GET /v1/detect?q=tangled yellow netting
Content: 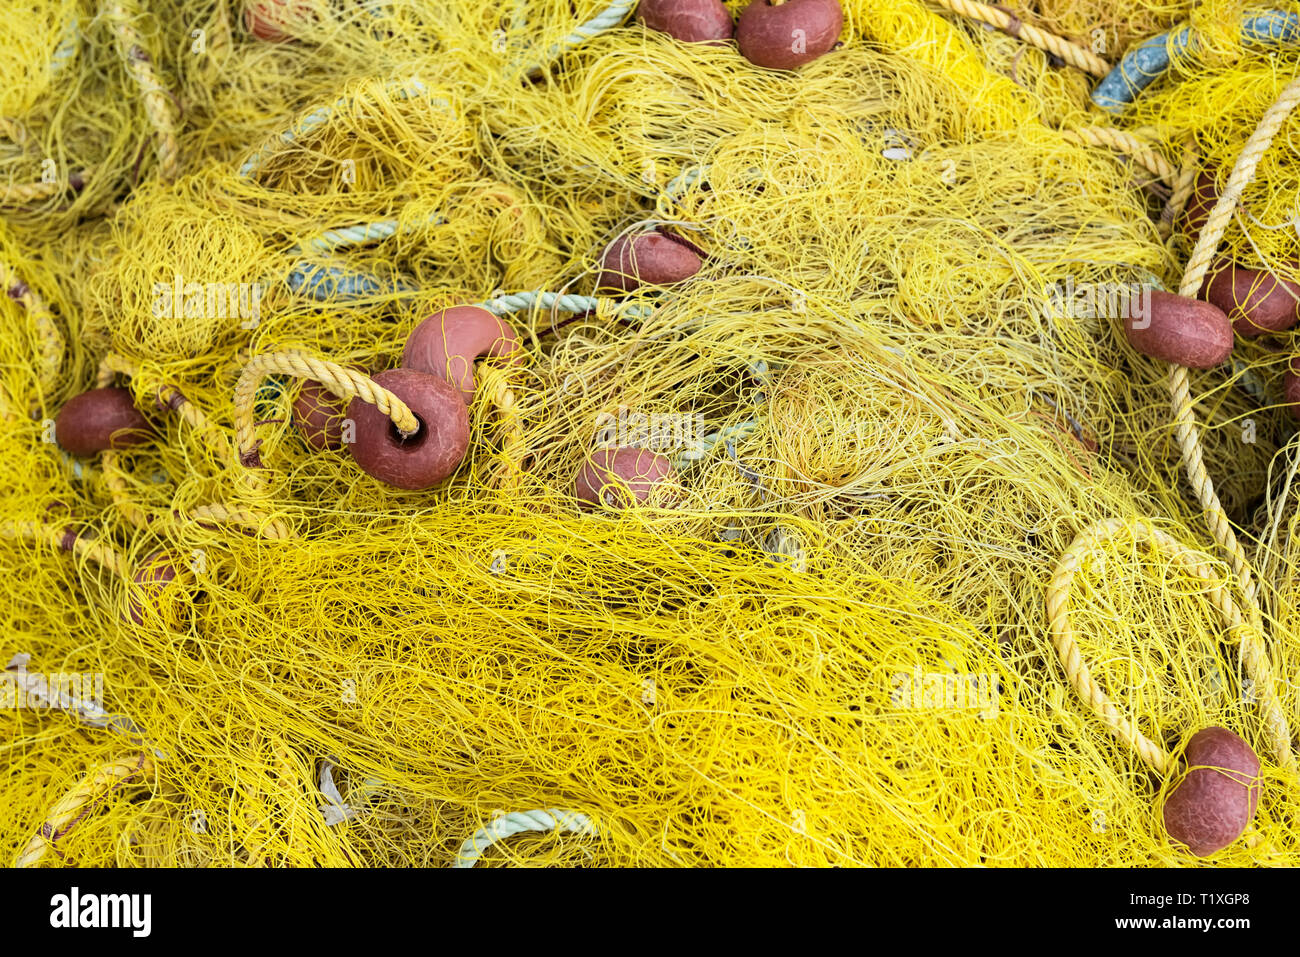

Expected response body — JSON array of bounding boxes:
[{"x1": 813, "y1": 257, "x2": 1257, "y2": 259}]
[{"x1": 5, "y1": 0, "x2": 1300, "y2": 867}]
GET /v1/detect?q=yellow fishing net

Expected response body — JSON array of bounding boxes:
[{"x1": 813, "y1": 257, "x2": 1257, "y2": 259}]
[{"x1": 3, "y1": 0, "x2": 1300, "y2": 867}]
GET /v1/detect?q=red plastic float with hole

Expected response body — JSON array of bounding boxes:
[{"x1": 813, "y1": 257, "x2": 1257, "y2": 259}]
[
  {"x1": 1182, "y1": 168, "x2": 1221, "y2": 239},
  {"x1": 636, "y1": 0, "x2": 734, "y2": 43},
  {"x1": 402, "y1": 306, "x2": 524, "y2": 402},
  {"x1": 293, "y1": 367, "x2": 367, "y2": 451},
  {"x1": 1283, "y1": 356, "x2": 1300, "y2": 421},
  {"x1": 596, "y1": 230, "x2": 703, "y2": 293},
  {"x1": 575, "y1": 446, "x2": 676, "y2": 508},
  {"x1": 347, "y1": 369, "x2": 470, "y2": 490}
]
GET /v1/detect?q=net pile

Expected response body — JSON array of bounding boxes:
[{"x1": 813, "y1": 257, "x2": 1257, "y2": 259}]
[{"x1": 3, "y1": 0, "x2": 1300, "y2": 866}]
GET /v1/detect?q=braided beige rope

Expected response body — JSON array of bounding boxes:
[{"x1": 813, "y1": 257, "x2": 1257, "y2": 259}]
[
  {"x1": 0, "y1": 259, "x2": 63, "y2": 411},
  {"x1": 101, "y1": 451, "x2": 153, "y2": 531},
  {"x1": 1062, "y1": 127, "x2": 1176, "y2": 185},
  {"x1": 477, "y1": 364, "x2": 526, "y2": 490},
  {"x1": 204, "y1": 0, "x2": 233, "y2": 69},
  {"x1": 1166, "y1": 77, "x2": 1300, "y2": 657},
  {"x1": 97, "y1": 356, "x2": 295, "y2": 538},
  {"x1": 159, "y1": 383, "x2": 216, "y2": 440},
  {"x1": 101, "y1": 353, "x2": 240, "y2": 468},
  {"x1": 1158, "y1": 138, "x2": 1199, "y2": 239},
  {"x1": 1047, "y1": 518, "x2": 1295, "y2": 772},
  {"x1": 187, "y1": 502, "x2": 296, "y2": 540},
  {"x1": 233, "y1": 350, "x2": 419, "y2": 489},
  {"x1": 105, "y1": 0, "x2": 179, "y2": 184},
  {"x1": 932, "y1": 0, "x2": 1110, "y2": 77},
  {"x1": 94, "y1": 359, "x2": 119, "y2": 390},
  {"x1": 15, "y1": 753, "x2": 154, "y2": 867},
  {"x1": 97, "y1": 351, "x2": 138, "y2": 385},
  {"x1": 0, "y1": 174, "x2": 87, "y2": 208},
  {"x1": 0, "y1": 519, "x2": 128, "y2": 579},
  {"x1": 102, "y1": 455, "x2": 297, "y2": 539},
  {"x1": 155, "y1": 381, "x2": 243, "y2": 470}
]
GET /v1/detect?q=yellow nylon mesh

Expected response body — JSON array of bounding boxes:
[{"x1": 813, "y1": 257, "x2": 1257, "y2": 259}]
[{"x1": 3, "y1": 0, "x2": 1300, "y2": 867}]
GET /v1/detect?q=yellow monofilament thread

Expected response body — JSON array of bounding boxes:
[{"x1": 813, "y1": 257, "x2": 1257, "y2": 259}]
[{"x1": 3, "y1": 0, "x2": 1300, "y2": 869}]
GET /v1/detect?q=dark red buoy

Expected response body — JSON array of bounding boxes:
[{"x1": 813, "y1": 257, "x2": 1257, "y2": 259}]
[
  {"x1": 55, "y1": 388, "x2": 154, "y2": 458},
  {"x1": 1283, "y1": 356, "x2": 1300, "y2": 421},
  {"x1": 1122, "y1": 290, "x2": 1233, "y2": 369},
  {"x1": 637, "y1": 0, "x2": 734, "y2": 43},
  {"x1": 1162, "y1": 727, "x2": 1261, "y2": 858},
  {"x1": 123, "y1": 552, "x2": 186, "y2": 627},
  {"x1": 735, "y1": 0, "x2": 843, "y2": 70},
  {"x1": 596, "y1": 231, "x2": 703, "y2": 292},
  {"x1": 402, "y1": 306, "x2": 524, "y2": 402},
  {"x1": 1182, "y1": 169, "x2": 1220, "y2": 239},
  {"x1": 575, "y1": 447, "x2": 676, "y2": 507},
  {"x1": 244, "y1": 0, "x2": 317, "y2": 42},
  {"x1": 1200, "y1": 260, "x2": 1300, "y2": 338},
  {"x1": 293, "y1": 372, "x2": 362, "y2": 451},
  {"x1": 347, "y1": 369, "x2": 470, "y2": 490}
]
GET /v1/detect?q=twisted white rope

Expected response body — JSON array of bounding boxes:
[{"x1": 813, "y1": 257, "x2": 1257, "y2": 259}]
[
  {"x1": 476, "y1": 290, "x2": 651, "y2": 320},
  {"x1": 283, "y1": 211, "x2": 448, "y2": 299},
  {"x1": 51, "y1": 16, "x2": 79, "y2": 73},
  {"x1": 287, "y1": 214, "x2": 447, "y2": 256},
  {"x1": 452, "y1": 809, "x2": 596, "y2": 868},
  {"x1": 479, "y1": 290, "x2": 599, "y2": 315},
  {"x1": 301, "y1": 220, "x2": 398, "y2": 254},
  {"x1": 284, "y1": 215, "x2": 441, "y2": 298},
  {"x1": 675, "y1": 360, "x2": 768, "y2": 470},
  {"x1": 517, "y1": 0, "x2": 636, "y2": 74},
  {"x1": 673, "y1": 420, "x2": 759, "y2": 468},
  {"x1": 656, "y1": 165, "x2": 706, "y2": 216}
]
